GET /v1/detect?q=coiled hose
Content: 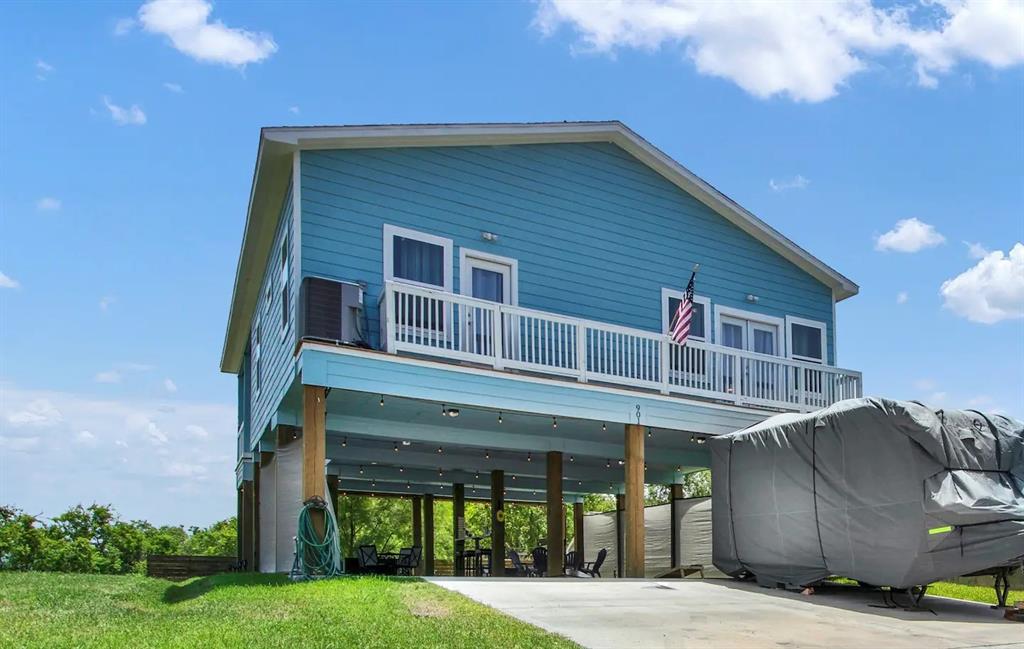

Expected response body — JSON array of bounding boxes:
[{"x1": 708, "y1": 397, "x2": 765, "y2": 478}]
[{"x1": 292, "y1": 494, "x2": 343, "y2": 579}]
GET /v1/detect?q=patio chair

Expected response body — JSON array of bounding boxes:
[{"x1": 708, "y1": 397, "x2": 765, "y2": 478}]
[
  {"x1": 357, "y1": 544, "x2": 383, "y2": 574},
  {"x1": 396, "y1": 546, "x2": 421, "y2": 576},
  {"x1": 508, "y1": 549, "x2": 537, "y2": 577},
  {"x1": 579, "y1": 548, "x2": 607, "y2": 578},
  {"x1": 564, "y1": 551, "x2": 583, "y2": 576},
  {"x1": 531, "y1": 546, "x2": 548, "y2": 577}
]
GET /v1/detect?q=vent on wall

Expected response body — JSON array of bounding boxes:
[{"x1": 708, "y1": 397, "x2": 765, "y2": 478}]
[{"x1": 299, "y1": 277, "x2": 367, "y2": 347}]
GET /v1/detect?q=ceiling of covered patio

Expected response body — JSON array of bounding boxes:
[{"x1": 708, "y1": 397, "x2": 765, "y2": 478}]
[{"x1": 306, "y1": 388, "x2": 713, "y2": 498}]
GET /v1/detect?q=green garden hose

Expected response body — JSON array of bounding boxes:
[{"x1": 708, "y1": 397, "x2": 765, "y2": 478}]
[{"x1": 292, "y1": 495, "x2": 343, "y2": 579}]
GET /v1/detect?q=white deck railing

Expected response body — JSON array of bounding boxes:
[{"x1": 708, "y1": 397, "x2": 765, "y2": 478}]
[{"x1": 380, "y1": 281, "x2": 862, "y2": 412}]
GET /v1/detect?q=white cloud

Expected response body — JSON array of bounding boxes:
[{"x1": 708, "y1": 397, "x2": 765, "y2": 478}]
[
  {"x1": 0, "y1": 383, "x2": 235, "y2": 525},
  {"x1": 875, "y1": 217, "x2": 946, "y2": 252},
  {"x1": 36, "y1": 197, "x2": 61, "y2": 212},
  {"x1": 913, "y1": 378, "x2": 937, "y2": 391},
  {"x1": 163, "y1": 82, "x2": 184, "y2": 93},
  {"x1": 964, "y1": 240, "x2": 989, "y2": 259},
  {"x1": 0, "y1": 435, "x2": 43, "y2": 454},
  {"x1": 967, "y1": 395, "x2": 993, "y2": 407},
  {"x1": 534, "y1": 0, "x2": 1024, "y2": 103},
  {"x1": 114, "y1": 17, "x2": 136, "y2": 36},
  {"x1": 769, "y1": 175, "x2": 809, "y2": 192},
  {"x1": 0, "y1": 271, "x2": 20, "y2": 289},
  {"x1": 7, "y1": 398, "x2": 63, "y2": 427},
  {"x1": 164, "y1": 378, "x2": 178, "y2": 393},
  {"x1": 99, "y1": 295, "x2": 116, "y2": 311},
  {"x1": 896, "y1": 291, "x2": 909, "y2": 304},
  {"x1": 102, "y1": 96, "x2": 147, "y2": 126},
  {"x1": 288, "y1": 105, "x2": 300, "y2": 114},
  {"x1": 163, "y1": 462, "x2": 208, "y2": 479},
  {"x1": 138, "y1": 0, "x2": 278, "y2": 67},
  {"x1": 940, "y1": 243, "x2": 1024, "y2": 324},
  {"x1": 928, "y1": 391, "x2": 949, "y2": 406},
  {"x1": 95, "y1": 362, "x2": 155, "y2": 384},
  {"x1": 95, "y1": 370, "x2": 122, "y2": 384},
  {"x1": 35, "y1": 59, "x2": 54, "y2": 80},
  {"x1": 184, "y1": 424, "x2": 209, "y2": 438}
]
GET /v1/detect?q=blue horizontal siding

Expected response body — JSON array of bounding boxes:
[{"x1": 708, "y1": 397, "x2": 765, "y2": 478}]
[
  {"x1": 300, "y1": 142, "x2": 835, "y2": 364},
  {"x1": 248, "y1": 178, "x2": 299, "y2": 448}
]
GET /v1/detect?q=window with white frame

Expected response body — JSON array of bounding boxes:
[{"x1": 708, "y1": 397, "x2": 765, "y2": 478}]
[
  {"x1": 661, "y1": 288, "x2": 710, "y2": 341},
  {"x1": 280, "y1": 232, "x2": 290, "y2": 336},
  {"x1": 383, "y1": 224, "x2": 453, "y2": 291},
  {"x1": 785, "y1": 316, "x2": 827, "y2": 364}
]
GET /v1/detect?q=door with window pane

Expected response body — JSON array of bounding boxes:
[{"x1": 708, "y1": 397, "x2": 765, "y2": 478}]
[
  {"x1": 464, "y1": 257, "x2": 511, "y2": 357},
  {"x1": 719, "y1": 315, "x2": 780, "y2": 400}
]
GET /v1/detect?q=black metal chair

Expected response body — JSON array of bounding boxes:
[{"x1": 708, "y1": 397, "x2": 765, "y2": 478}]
[
  {"x1": 396, "y1": 546, "x2": 422, "y2": 576},
  {"x1": 358, "y1": 544, "x2": 384, "y2": 574},
  {"x1": 579, "y1": 548, "x2": 607, "y2": 578},
  {"x1": 564, "y1": 550, "x2": 583, "y2": 576},
  {"x1": 508, "y1": 549, "x2": 537, "y2": 577},
  {"x1": 531, "y1": 546, "x2": 548, "y2": 577}
]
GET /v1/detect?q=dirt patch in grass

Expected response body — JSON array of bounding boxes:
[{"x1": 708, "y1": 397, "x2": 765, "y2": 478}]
[{"x1": 400, "y1": 588, "x2": 453, "y2": 618}]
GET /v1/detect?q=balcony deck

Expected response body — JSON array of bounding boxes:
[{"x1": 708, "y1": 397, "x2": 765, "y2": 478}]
[{"x1": 379, "y1": 281, "x2": 861, "y2": 413}]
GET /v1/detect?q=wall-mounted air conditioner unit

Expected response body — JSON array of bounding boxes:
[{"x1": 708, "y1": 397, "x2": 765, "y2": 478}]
[{"x1": 299, "y1": 277, "x2": 366, "y2": 347}]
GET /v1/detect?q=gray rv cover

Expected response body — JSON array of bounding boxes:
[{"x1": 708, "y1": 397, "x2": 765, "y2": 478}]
[{"x1": 711, "y1": 397, "x2": 1024, "y2": 588}]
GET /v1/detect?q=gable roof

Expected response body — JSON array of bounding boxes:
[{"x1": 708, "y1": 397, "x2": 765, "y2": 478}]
[{"x1": 220, "y1": 121, "x2": 858, "y2": 373}]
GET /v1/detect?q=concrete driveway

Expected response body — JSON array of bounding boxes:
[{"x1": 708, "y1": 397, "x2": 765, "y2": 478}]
[{"x1": 430, "y1": 578, "x2": 1021, "y2": 649}]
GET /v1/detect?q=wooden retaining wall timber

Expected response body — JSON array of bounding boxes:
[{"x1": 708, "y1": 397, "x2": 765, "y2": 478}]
[{"x1": 146, "y1": 555, "x2": 240, "y2": 580}]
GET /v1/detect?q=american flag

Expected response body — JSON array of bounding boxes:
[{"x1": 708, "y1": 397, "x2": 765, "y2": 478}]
[{"x1": 670, "y1": 271, "x2": 697, "y2": 346}]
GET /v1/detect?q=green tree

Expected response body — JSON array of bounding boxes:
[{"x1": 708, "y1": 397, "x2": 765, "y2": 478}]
[
  {"x1": 335, "y1": 495, "x2": 413, "y2": 558},
  {"x1": 184, "y1": 517, "x2": 237, "y2": 556},
  {"x1": 681, "y1": 470, "x2": 711, "y2": 498}
]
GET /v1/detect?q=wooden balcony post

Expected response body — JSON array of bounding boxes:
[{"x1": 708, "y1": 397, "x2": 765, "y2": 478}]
[
  {"x1": 615, "y1": 493, "x2": 625, "y2": 578},
  {"x1": 302, "y1": 385, "x2": 327, "y2": 536},
  {"x1": 624, "y1": 424, "x2": 645, "y2": 578},
  {"x1": 453, "y1": 483, "x2": 465, "y2": 575},
  {"x1": 326, "y1": 475, "x2": 340, "y2": 521},
  {"x1": 670, "y1": 483, "x2": 684, "y2": 569},
  {"x1": 490, "y1": 470, "x2": 505, "y2": 576},
  {"x1": 573, "y1": 500, "x2": 585, "y2": 558},
  {"x1": 424, "y1": 493, "x2": 435, "y2": 576},
  {"x1": 546, "y1": 451, "x2": 564, "y2": 577},
  {"x1": 253, "y1": 462, "x2": 261, "y2": 571},
  {"x1": 411, "y1": 495, "x2": 422, "y2": 576}
]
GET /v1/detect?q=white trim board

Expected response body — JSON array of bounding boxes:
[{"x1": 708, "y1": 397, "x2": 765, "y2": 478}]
[{"x1": 458, "y1": 247, "x2": 519, "y2": 305}]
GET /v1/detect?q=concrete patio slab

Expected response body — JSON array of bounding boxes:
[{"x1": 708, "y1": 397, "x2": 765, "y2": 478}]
[{"x1": 429, "y1": 578, "x2": 1022, "y2": 649}]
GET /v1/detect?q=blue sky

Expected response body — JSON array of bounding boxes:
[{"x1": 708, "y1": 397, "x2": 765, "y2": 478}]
[{"x1": 1, "y1": 1, "x2": 1022, "y2": 526}]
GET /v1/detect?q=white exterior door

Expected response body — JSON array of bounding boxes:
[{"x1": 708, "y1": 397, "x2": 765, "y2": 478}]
[
  {"x1": 719, "y1": 314, "x2": 781, "y2": 399},
  {"x1": 463, "y1": 256, "x2": 513, "y2": 357}
]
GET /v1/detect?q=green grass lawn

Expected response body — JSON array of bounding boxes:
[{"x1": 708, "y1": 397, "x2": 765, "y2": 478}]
[
  {"x1": 0, "y1": 572, "x2": 579, "y2": 649},
  {"x1": 928, "y1": 581, "x2": 1023, "y2": 606},
  {"x1": 826, "y1": 577, "x2": 1022, "y2": 606}
]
